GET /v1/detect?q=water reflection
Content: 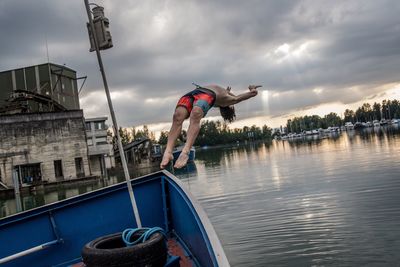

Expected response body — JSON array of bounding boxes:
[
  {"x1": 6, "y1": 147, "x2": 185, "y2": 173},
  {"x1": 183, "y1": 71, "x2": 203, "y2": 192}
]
[
  {"x1": 172, "y1": 162, "x2": 198, "y2": 176},
  {"x1": 0, "y1": 167, "x2": 158, "y2": 218},
  {"x1": 175, "y1": 127, "x2": 400, "y2": 266}
]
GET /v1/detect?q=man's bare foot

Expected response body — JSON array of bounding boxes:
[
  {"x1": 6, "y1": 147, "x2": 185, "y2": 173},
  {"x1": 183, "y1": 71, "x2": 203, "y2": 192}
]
[
  {"x1": 174, "y1": 151, "x2": 189, "y2": 169},
  {"x1": 160, "y1": 152, "x2": 173, "y2": 169}
]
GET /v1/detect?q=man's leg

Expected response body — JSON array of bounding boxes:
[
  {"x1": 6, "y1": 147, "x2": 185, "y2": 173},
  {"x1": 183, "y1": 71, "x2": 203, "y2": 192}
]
[
  {"x1": 160, "y1": 106, "x2": 188, "y2": 169},
  {"x1": 174, "y1": 106, "x2": 203, "y2": 168}
]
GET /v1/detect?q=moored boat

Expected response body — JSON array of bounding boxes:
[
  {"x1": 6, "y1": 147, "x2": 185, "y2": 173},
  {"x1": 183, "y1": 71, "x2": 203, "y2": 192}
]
[
  {"x1": 0, "y1": 170, "x2": 229, "y2": 267},
  {"x1": 173, "y1": 146, "x2": 196, "y2": 162},
  {"x1": 344, "y1": 122, "x2": 354, "y2": 130}
]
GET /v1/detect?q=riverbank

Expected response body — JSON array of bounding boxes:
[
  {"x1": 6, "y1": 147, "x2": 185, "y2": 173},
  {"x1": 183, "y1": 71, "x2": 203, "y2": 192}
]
[
  {"x1": 0, "y1": 175, "x2": 99, "y2": 199},
  {"x1": 196, "y1": 138, "x2": 272, "y2": 151}
]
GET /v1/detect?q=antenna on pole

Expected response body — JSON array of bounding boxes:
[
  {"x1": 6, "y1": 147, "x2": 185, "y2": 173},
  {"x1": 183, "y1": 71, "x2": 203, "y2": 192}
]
[{"x1": 45, "y1": 34, "x2": 50, "y2": 63}]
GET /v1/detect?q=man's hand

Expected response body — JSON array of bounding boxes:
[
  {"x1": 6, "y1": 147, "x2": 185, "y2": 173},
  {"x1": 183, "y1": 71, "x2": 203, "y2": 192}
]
[
  {"x1": 248, "y1": 85, "x2": 262, "y2": 91},
  {"x1": 248, "y1": 85, "x2": 261, "y2": 97}
]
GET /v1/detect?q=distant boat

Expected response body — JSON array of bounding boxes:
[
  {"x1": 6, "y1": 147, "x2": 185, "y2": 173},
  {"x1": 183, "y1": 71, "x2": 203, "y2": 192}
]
[
  {"x1": 0, "y1": 170, "x2": 229, "y2": 266},
  {"x1": 173, "y1": 146, "x2": 196, "y2": 162},
  {"x1": 151, "y1": 143, "x2": 162, "y2": 162},
  {"x1": 373, "y1": 120, "x2": 380, "y2": 127},
  {"x1": 353, "y1": 122, "x2": 365, "y2": 130},
  {"x1": 344, "y1": 122, "x2": 354, "y2": 130}
]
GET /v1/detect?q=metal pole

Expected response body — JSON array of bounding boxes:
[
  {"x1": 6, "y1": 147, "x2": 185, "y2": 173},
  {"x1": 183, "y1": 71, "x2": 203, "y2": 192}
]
[
  {"x1": 12, "y1": 169, "x2": 22, "y2": 213},
  {"x1": 84, "y1": 0, "x2": 142, "y2": 228}
]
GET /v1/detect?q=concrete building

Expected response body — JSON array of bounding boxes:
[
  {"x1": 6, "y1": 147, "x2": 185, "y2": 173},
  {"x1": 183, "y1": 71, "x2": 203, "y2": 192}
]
[
  {"x1": 85, "y1": 117, "x2": 115, "y2": 177},
  {"x1": 0, "y1": 63, "x2": 80, "y2": 114},
  {"x1": 0, "y1": 110, "x2": 90, "y2": 188}
]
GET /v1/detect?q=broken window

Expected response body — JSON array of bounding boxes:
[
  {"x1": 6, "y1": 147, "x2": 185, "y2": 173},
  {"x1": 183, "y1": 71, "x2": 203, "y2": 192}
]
[
  {"x1": 75, "y1": 157, "x2": 85, "y2": 178},
  {"x1": 54, "y1": 160, "x2": 63, "y2": 179}
]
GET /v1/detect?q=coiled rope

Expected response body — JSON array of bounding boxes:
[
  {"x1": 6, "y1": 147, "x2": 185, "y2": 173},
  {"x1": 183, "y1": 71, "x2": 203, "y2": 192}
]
[{"x1": 122, "y1": 227, "x2": 166, "y2": 247}]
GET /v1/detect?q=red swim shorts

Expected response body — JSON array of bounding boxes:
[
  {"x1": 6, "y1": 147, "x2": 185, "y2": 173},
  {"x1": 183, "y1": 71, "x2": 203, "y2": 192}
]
[{"x1": 176, "y1": 89, "x2": 216, "y2": 116}]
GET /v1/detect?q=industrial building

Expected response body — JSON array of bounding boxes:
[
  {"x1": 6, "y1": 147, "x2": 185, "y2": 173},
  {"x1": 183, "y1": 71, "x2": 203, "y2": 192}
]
[
  {"x1": 0, "y1": 63, "x2": 118, "y2": 189},
  {"x1": 85, "y1": 117, "x2": 115, "y2": 176},
  {"x1": 0, "y1": 110, "x2": 90, "y2": 188},
  {"x1": 0, "y1": 63, "x2": 81, "y2": 114}
]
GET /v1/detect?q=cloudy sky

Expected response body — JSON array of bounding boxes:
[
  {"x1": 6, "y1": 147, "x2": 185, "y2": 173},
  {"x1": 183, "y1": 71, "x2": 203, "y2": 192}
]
[{"x1": 1, "y1": 0, "x2": 400, "y2": 133}]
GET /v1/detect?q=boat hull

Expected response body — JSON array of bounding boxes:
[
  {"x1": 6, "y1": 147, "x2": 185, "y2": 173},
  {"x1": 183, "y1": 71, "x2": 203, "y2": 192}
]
[{"x1": 0, "y1": 171, "x2": 228, "y2": 267}]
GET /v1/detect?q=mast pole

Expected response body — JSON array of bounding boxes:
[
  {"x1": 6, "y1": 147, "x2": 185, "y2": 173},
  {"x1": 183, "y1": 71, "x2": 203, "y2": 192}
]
[{"x1": 84, "y1": 0, "x2": 142, "y2": 228}]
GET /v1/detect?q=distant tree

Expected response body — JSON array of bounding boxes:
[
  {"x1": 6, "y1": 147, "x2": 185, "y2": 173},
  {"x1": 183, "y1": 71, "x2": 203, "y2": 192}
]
[
  {"x1": 324, "y1": 112, "x2": 342, "y2": 127},
  {"x1": 262, "y1": 125, "x2": 272, "y2": 138},
  {"x1": 391, "y1": 99, "x2": 400, "y2": 118},
  {"x1": 344, "y1": 109, "x2": 355, "y2": 123},
  {"x1": 158, "y1": 131, "x2": 168, "y2": 145},
  {"x1": 134, "y1": 125, "x2": 154, "y2": 140},
  {"x1": 372, "y1": 102, "x2": 381, "y2": 120},
  {"x1": 119, "y1": 127, "x2": 131, "y2": 145},
  {"x1": 355, "y1": 103, "x2": 373, "y2": 122}
]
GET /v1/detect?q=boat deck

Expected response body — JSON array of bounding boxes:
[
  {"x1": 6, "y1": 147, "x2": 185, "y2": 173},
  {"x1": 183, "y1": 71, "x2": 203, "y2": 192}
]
[{"x1": 167, "y1": 237, "x2": 193, "y2": 267}]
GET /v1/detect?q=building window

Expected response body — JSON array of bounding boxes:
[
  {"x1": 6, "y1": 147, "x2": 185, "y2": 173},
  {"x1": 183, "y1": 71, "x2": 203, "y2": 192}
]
[
  {"x1": 15, "y1": 163, "x2": 42, "y2": 184},
  {"x1": 75, "y1": 157, "x2": 85, "y2": 178},
  {"x1": 96, "y1": 136, "x2": 107, "y2": 145},
  {"x1": 94, "y1": 121, "x2": 106, "y2": 130},
  {"x1": 54, "y1": 160, "x2": 63, "y2": 179},
  {"x1": 85, "y1": 122, "x2": 91, "y2": 131}
]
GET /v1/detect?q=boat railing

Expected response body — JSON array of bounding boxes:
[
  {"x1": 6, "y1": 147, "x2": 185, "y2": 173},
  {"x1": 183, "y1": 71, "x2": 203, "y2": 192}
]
[
  {"x1": 0, "y1": 210, "x2": 63, "y2": 264},
  {"x1": 0, "y1": 239, "x2": 62, "y2": 264}
]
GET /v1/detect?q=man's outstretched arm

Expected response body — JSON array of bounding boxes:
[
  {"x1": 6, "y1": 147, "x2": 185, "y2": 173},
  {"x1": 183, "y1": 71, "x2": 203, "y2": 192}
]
[{"x1": 224, "y1": 85, "x2": 261, "y2": 106}]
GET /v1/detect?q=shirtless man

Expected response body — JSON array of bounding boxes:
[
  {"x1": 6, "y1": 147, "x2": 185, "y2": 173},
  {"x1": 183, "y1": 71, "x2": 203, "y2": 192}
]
[{"x1": 160, "y1": 84, "x2": 261, "y2": 169}]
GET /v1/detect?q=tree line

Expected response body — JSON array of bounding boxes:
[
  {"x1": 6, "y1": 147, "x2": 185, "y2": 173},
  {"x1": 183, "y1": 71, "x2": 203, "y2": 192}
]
[
  {"x1": 108, "y1": 125, "x2": 156, "y2": 147},
  {"x1": 159, "y1": 120, "x2": 272, "y2": 147},
  {"x1": 109, "y1": 99, "x2": 400, "y2": 146},
  {"x1": 286, "y1": 99, "x2": 400, "y2": 133},
  {"x1": 108, "y1": 121, "x2": 272, "y2": 147}
]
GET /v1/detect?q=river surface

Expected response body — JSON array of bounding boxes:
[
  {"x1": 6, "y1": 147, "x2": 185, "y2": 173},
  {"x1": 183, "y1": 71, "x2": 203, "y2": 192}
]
[{"x1": 1, "y1": 126, "x2": 400, "y2": 266}]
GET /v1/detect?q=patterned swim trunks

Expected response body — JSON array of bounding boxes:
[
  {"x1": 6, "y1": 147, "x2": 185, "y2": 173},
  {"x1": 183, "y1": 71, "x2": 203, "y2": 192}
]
[{"x1": 176, "y1": 88, "x2": 216, "y2": 116}]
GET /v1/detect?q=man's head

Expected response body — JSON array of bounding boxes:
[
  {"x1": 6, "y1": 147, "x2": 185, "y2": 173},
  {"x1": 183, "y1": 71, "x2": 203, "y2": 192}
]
[{"x1": 219, "y1": 106, "x2": 236, "y2": 123}]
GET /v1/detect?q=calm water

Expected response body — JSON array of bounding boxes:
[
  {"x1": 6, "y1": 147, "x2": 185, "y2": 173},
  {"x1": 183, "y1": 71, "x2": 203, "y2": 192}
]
[
  {"x1": 176, "y1": 127, "x2": 400, "y2": 266},
  {"x1": 2, "y1": 127, "x2": 400, "y2": 266}
]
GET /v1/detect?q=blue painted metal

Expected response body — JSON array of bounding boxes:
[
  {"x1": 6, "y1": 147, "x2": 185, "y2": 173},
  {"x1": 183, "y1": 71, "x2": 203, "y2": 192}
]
[
  {"x1": 172, "y1": 147, "x2": 196, "y2": 162},
  {"x1": 161, "y1": 177, "x2": 170, "y2": 233},
  {"x1": 165, "y1": 255, "x2": 180, "y2": 267},
  {"x1": 0, "y1": 171, "x2": 227, "y2": 267}
]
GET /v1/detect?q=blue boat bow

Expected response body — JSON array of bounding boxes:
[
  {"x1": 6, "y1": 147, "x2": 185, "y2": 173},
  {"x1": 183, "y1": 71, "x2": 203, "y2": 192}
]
[{"x1": 0, "y1": 170, "x2": 229, "y2": 267}]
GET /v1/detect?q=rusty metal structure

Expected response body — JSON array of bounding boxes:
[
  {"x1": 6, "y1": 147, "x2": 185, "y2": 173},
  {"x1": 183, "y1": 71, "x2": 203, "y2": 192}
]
[{"x1": 0, "y1": 63, "x2": 85, "y2": 114}]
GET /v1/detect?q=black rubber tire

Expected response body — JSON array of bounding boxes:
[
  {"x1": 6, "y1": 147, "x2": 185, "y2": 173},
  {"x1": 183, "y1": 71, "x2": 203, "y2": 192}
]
[{"x1": 81, "y1": 231, "x2": 167, "y2": 267}]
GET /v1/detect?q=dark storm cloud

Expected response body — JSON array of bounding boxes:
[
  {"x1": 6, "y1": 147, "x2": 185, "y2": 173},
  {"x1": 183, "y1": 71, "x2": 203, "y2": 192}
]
[{"x1": 1, "y1": 0, "x2": 399, "y2": 126}]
